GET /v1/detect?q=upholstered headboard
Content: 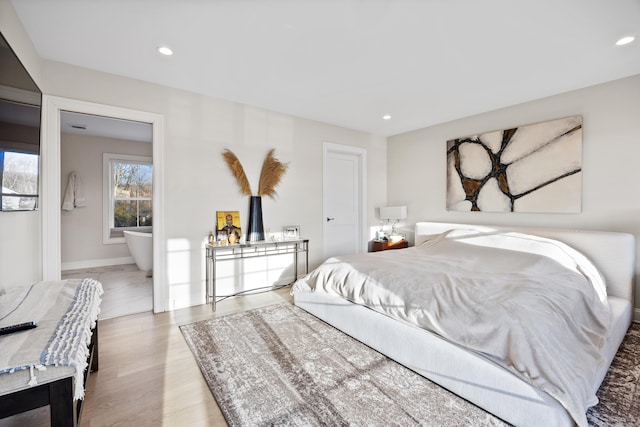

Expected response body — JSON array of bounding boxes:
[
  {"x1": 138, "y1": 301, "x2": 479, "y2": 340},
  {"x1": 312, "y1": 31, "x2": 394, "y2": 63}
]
[{"x1": 415, "y1": 222, "x2": 635, "y2": 302}]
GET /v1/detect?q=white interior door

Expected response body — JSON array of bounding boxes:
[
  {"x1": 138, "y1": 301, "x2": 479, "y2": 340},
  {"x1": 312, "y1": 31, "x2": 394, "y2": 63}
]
[{"x1": 323, "y1": 143, "x2": 367, "y2": 260}]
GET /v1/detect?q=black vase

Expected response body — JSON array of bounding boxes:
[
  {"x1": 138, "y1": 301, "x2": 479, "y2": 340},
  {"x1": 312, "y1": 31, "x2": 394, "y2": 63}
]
[{"x1": 247, "y1": 196, "x2": 265, "y2": 242}]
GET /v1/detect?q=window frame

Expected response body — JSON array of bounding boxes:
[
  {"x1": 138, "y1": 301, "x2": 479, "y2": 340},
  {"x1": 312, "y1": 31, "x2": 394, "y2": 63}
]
[
  {"x1": 103, "y1": 153, "x2": 152, "y2": 244},
  {"x1": 1, "y1": 148, "x2": 40, "y2": 212}
]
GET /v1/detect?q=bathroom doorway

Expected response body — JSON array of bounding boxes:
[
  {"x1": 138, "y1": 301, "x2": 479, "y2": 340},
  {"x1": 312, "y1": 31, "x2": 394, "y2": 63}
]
[
  {"x1": 59, "y1": 111, "x2": 154, "y2": 319},
  {"x1": 41, "y1": 96, "x2": 166, "y2": 314}
]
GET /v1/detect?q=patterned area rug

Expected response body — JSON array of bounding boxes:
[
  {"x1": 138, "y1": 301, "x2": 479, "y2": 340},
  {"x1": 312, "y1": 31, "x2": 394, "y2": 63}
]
[
  {"x1": 588, "y1": 321, "x2": 640, "y2": 425},
  {"x1": 180, "y1": 303, "x2": 640, "y2": 426}
]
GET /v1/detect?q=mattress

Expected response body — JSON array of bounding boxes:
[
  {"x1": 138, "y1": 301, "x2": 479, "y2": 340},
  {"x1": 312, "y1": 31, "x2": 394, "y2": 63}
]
[
  {"x1": 292, "y1": 223, "x2": 635, "y2": 426},
  {"x1": 294, "y1": 291, "x2": 630, "y2": 426}
]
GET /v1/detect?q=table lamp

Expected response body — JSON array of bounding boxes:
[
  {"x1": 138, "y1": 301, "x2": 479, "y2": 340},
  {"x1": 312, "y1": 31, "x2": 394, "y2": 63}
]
[{"x1": 379, "y1": 206, "x2": 407, "y2": 235}]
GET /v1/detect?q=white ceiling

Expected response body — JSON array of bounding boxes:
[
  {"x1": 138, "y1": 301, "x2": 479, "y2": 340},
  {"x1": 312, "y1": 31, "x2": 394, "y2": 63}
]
[
  {"x1": 60, "y1": 111, "x2": 152, "y2": 142},
  {"x1": 11, "y1": 0, "x2": 640, "y2": 137}
]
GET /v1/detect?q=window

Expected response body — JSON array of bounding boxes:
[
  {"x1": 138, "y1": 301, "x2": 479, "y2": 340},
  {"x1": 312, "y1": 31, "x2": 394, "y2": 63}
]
[
  {"x1": 1, "y1": 150, "x2": 39, "y2": 211},
  {"x1": 104, "y1": 153, "x2": 152, "y2": 242}
]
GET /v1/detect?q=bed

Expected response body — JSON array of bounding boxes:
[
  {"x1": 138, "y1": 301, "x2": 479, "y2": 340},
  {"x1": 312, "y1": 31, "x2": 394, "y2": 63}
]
[
  {"x1": 0, "y1": 278, "x2": 103, "y2": 426},
  {"x1": 292, "y1": 222, "x2": 635, "y2": 427}
]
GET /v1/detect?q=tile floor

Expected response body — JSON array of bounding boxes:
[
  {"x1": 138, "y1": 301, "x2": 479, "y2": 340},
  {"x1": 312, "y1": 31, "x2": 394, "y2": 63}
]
[{"x1": 62, "y1": 264, "x2": 153, "y2": 319}]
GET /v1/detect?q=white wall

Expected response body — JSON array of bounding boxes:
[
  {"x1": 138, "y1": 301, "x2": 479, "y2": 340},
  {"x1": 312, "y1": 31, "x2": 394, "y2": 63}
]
[
  {"x1": 60, "y1": 133, "x2": 152, "y2": 269},
  {"x1": 388, "y1": 74, "x2": 640, "y2": 314},
  {"x1": 39, "y1": 60, "x2": 387, "y2": 309},
  {"x1": 0, "y1": 0, "x2": 388, "y2": 305},
  {"x1": 0, "y1": 0, "x2": 42, "y2": 291},
  {"x1": 0, "y1": 1, "x2": 41, "y2": 87},
  {"x1": 0, "y1": 0, "x2": 387, "y2": 306}
]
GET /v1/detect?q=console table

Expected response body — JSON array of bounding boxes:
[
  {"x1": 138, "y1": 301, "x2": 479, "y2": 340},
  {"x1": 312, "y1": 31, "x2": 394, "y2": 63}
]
[{"x1": 205, "y1": 239, "x2": 309, "y2": 311}]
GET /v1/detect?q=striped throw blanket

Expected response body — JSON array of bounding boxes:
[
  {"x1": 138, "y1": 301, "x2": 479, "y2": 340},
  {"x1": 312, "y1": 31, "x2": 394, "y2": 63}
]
[{"x1": 0, "y1": 278, "x2": 103, "y2": 400}]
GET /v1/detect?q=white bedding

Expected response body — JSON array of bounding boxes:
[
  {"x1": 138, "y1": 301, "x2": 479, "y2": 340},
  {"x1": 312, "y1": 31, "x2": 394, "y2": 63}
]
[{"x1": 292, "y1": 229, "x2": 611, "y2": 427}]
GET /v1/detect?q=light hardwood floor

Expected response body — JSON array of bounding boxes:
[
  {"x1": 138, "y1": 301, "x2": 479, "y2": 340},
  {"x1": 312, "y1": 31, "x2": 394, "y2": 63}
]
[
  {"x1": 0, "y1": 287, "x2": 293, "y2": 427},
  {"x1": 62, "y1": 264, "x2": 153, "y2": 320}
]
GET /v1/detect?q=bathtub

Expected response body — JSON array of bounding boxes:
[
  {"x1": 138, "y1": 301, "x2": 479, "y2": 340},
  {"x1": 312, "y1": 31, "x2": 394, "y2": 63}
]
[{"x1": 124, "y1": 230, "x2": 153, "y2": 276}]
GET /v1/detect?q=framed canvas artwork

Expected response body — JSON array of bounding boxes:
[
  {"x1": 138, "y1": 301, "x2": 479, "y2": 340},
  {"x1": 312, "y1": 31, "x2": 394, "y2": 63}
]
[{"x1": 446, "y1": 115, "x2": 582, "y2": 213}]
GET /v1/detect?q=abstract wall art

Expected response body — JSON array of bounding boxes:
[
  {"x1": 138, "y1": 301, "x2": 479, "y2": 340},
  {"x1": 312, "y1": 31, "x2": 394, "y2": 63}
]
[{"x1": 446, "y1": 115, "x2": 582, "y2": 213}]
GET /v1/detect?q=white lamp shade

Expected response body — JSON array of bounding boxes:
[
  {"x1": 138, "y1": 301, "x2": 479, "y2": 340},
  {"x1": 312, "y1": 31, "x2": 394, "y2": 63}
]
[{"x1": 379, "y1": 206, "x2": 407, "y2": 220}]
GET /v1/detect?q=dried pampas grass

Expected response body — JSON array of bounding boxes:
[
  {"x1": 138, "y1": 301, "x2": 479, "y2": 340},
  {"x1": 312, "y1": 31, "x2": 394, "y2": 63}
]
[
  {"x1": 222, "y1": 148, "x2": 288, "y2": 198},
  {"x1": 258, "y1": 149, "x2": 288, "y2": 199},
  {"x1": 222, "y1": 149, "x2": 252, "y2": 196}
]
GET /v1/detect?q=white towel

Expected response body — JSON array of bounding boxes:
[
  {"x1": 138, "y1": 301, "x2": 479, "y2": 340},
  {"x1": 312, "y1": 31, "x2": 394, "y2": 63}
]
[{"x1": 62, "y1": 171, "x2": 87, "y2": 211}]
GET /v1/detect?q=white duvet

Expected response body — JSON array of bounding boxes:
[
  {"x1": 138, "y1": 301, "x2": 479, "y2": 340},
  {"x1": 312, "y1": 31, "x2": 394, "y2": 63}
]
[{"x1": 292, "y1": 229, "x2": 610, "y2": 427}]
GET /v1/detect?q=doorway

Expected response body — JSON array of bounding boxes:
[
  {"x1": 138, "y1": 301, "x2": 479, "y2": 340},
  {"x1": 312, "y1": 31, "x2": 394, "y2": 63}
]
[
  {"x1": 322, "y1": 142, "x2": 367, "y2": 260},
  {"x1": 41, "y1": 95, "x2": 167, "y2": 312},
  {"x1": 59, "y1": 111, "x2": 153, "y2": 318}
]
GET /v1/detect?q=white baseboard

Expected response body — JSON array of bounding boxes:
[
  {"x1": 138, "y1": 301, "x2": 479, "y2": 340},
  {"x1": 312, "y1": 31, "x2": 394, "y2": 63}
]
[
  {"x1": 62, "y1": 256, "x2": 135, "y2": 271},
  {"x1": 634, "y1": 307, "x2": 640, "y2": 323}
]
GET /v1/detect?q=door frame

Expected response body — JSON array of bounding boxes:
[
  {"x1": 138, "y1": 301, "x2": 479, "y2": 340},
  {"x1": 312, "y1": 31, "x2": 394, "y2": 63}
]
[
  {"x1": 322, "y1": 142, "x2": 367, "y2": 259},
  {"x1": 41, "y1": 95, "x2": 167, "y2": 312}
]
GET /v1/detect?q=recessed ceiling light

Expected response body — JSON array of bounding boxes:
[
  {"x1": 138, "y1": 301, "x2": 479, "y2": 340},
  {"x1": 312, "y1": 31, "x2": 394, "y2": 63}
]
[
  {"x1": 157, "y1": 46, "x2": 173, "y2": 56},
  {"x1": 616, "y1": 36, "x2": 635, "y2": 46},
  {"x1": 382, "y1": 115, "x2": 391, "y2": 120}
]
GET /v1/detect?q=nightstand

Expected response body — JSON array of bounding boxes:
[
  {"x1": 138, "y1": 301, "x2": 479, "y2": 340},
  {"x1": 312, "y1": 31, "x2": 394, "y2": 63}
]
[{"x1": 369, "y1": 239, "x2": 408, "y2": 252}]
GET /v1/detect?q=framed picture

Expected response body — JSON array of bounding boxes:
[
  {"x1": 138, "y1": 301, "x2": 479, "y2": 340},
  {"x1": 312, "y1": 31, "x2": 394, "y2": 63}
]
[
  {"x1": 446, "y1": 115, "x2": 582, "y2": 213},
  {"x1": 216, "y1": 211, "x2": 242, "y2": 242},
  {"x1": 283, "y1": 225, "x2": 300, "y2": 240}
]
